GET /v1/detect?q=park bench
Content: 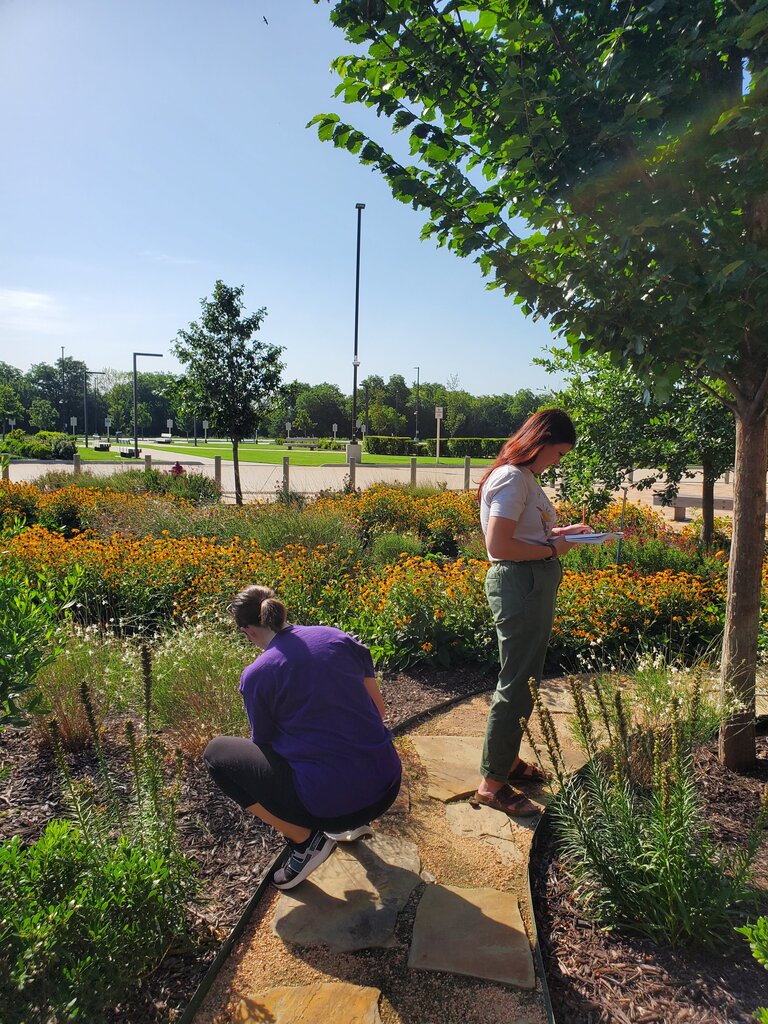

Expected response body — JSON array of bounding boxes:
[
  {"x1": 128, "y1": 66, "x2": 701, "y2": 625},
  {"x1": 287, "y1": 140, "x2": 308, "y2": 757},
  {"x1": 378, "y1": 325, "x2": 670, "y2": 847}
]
[
  {"x1": 119, "y1": 446, "x2": 141, "y2": 458},
  {"x1": 92, "y1": 440, "x2": 110, "y2": 452},
  {"x1": 155, "y1": 433, "x2": 173, "y2": 443},
  {"x1": 653, "y1": 492, "x2": 742, "y2": 521},
  {"x1": 285, "y1": 436, "x2": 321, "y2": 450}
]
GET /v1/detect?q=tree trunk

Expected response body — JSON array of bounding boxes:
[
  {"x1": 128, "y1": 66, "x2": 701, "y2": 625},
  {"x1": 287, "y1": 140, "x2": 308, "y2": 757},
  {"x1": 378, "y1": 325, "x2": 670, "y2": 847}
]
[
  {"x1": 719, "y1": 411, "x2": 768, "y2": 769},
  {"x1": 233, "y1": 438, "x2": 242, "y2": 506},
  {"x1": 700, "y1": 457, "x2": 715, "y2": 552}
]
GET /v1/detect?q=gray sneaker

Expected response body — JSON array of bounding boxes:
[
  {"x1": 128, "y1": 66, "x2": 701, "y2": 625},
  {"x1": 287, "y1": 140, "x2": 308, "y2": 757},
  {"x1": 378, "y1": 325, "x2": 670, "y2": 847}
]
[
  {"x1": 272, "y1": 831, "x2": 336, "y2": 890},
  {"x1": 325, "y1": 825, "x2": 374, "y2": 842}
]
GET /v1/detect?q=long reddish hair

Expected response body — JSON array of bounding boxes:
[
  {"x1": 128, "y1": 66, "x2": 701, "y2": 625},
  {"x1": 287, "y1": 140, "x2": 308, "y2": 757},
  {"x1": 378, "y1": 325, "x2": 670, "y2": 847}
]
[{"x1": 477, "y1": 408, "x2": 576, "y2": 499}]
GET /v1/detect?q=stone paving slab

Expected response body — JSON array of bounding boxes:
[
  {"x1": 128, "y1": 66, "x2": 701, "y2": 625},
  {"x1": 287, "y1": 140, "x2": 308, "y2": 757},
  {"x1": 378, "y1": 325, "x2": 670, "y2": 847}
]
[
  {"x1": 444, "y1": 802, "x2": 532, "y2": 865},
  {"x1": 410, "y1": 734, "x2": 541, "y2": 802},
  {"x1": 235, "y1": 981, "x2": 382, "y2": 1023},
  {"x1": 272, "y1": 833, "x2": 421, "y2": 952},
  {"x1": 408, "y1": 883, "x2": 535, "y2": 989}
]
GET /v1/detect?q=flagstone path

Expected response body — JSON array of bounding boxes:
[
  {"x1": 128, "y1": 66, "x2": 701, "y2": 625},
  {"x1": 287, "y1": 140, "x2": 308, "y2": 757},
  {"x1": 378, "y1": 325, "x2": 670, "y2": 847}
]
[{"x1": 195, "y1": 688, "x2": 586, "y2": 1024}]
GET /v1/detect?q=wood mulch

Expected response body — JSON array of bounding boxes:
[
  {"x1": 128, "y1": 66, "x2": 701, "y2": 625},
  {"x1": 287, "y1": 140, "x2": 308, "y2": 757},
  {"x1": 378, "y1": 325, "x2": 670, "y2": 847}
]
[
  {"x1": 531, "y1": 736, "x2": 768, "y2": 1024},
  {"x1": 0, "y1": 663, "x2": 495, "y2": 1024},
  {"x1": 5, "y1": 663, "x2": 768, "y2": 1024}
]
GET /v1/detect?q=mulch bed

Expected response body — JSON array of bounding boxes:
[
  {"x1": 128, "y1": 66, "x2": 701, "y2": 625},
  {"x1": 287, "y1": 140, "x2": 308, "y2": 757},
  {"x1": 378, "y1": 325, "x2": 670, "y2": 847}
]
[
  {"x1": 531, "y1": 736, "x2": 768, "y2": 1024},
  {"x1": 0, "y1": 663, "x2": 495, "y2": 1023},
  {"x1": 5, "y1": 663, "x2": 768, "y2": 1024}
]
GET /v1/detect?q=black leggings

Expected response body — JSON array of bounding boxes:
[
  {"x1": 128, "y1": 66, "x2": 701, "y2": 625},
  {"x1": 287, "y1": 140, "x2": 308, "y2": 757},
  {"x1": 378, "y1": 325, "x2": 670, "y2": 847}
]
[{"x1": 203, "y1": 736, "x2": 401, "y2": 831}]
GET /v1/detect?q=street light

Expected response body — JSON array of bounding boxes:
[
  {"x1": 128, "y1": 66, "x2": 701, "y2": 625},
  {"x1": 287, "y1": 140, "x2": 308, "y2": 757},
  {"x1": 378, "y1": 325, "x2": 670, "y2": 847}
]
[
  {"x1": 83, "y1": 369, "x2": 105, "y2": 448},
  {"x1": 413, "y1": 365, "x2": 420, "y2": 441},
  {"x1": 351, "y1": 202, "x2": 365, "y2": 441},
  {"x1": 59, "y1": 346, "x2": 66, "y2": 431},
  {"x1": 132, "y1": 352, "x2": 163, "y2": 457}
]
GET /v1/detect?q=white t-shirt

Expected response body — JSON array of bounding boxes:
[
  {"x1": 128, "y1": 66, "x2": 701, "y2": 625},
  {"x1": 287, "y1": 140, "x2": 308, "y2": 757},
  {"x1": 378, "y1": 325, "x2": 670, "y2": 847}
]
[{"x1": 480, "y1": 465, "x2": 557, "y2": 561}]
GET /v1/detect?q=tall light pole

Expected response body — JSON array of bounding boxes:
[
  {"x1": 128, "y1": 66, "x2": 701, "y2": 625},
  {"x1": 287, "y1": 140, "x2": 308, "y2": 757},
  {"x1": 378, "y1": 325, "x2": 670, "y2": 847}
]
[
  {"x1": 351, "y1": 202, "x2": 365, "y2": 440},
  {"x1": 83, "y1": 369, "x2": 105, "y2": 448},
  {"x1": 133, "y1": 352, "x2": 163, "y2": 457},
  {"x1": 59, "y1": 346, "x2": 66, "y2": 430},
  {"x1": 413, "y1": 365, "x2": 420, "y2": 441}
]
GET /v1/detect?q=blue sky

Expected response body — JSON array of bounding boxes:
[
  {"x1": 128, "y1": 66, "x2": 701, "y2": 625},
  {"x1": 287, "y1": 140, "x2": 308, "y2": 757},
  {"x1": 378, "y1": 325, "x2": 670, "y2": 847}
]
[{"x1": 0, "y1": 0, "x2": 558, "y2": 396}]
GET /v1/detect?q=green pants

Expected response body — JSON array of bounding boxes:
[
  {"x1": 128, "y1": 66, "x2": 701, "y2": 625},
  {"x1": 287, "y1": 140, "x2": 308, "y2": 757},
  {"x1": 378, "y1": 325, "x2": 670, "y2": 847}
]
[{"x1": 480, "y1": 559, "x2": 562, "y2": 782}]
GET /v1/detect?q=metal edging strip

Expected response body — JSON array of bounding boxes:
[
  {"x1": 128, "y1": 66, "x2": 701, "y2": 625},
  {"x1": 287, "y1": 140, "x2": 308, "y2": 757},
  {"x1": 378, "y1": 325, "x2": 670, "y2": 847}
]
[{"x1": 176, "y1": 845, "x2": 289, "y2": 1024}]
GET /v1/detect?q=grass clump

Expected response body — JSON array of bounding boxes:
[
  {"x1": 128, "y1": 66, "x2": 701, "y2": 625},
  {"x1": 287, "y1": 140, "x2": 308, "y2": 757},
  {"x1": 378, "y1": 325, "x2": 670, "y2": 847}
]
[
  {"x1": 0, "y1": 654, "x2": 198, "y2": 1022},
  {"x1": 525, "y1": 672, "x2": 768, "y2": 948}
]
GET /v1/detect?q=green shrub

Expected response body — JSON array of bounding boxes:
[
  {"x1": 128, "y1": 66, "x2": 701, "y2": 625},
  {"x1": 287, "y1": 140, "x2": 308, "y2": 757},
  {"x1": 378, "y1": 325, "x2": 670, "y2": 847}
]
[
  {"x1": 527, "y1": 678, "x2": 767, "y2": 948},
  {"x1": 0, "y1": 820, "x2": 195, "y2": 1024},
  {"x1": 1, "y1": 429, "x2": 75, "y2": 460},
  {"x1": 36, "y1": 431, "x2": 77, "y2": 459},
  {"x1": 0, "y1": 655, "x2": 198, "y2": 1023},
  {"x1": 363, "y1": 434, "x2": 424, "y2": 456}
]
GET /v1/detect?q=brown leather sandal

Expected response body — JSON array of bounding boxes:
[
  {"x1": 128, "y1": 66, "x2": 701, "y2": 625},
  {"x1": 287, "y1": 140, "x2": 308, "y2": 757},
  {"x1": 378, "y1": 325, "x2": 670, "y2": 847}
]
[
  {"x1": 508, "y1": 759, "x2": 550, "y2": 785},
  {"x1": 469, "y1": 783, "x2": 540, "y2": 817}
]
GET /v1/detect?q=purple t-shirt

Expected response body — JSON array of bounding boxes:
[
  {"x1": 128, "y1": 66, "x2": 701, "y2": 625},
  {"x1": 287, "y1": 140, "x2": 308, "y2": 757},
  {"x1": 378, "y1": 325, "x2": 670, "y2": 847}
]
[{"x1": 239, "y1": 624, "x2": 401, "y2": 817}]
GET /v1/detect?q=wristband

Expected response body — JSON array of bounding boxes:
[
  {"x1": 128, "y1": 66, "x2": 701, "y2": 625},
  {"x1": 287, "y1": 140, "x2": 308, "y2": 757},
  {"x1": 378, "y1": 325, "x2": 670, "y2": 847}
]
[{"x1": 545, "y1": 543, "x2": 558, "y2": 560}]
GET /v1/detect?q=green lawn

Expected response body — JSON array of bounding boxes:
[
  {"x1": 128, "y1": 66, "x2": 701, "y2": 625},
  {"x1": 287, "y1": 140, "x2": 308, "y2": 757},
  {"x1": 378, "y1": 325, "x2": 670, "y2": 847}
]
[{"x1": 136, "y1": 441, "x2": 492, "y2": 467}]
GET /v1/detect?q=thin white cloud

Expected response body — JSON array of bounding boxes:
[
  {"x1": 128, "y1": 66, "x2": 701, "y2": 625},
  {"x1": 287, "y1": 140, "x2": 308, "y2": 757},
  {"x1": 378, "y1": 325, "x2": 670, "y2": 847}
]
[
  {"x1": 0, "y1": 288, "x2": 74, "y2": 336},
  {"x1": 139, "y1": 250, "x2": 199, "y2": 266}
]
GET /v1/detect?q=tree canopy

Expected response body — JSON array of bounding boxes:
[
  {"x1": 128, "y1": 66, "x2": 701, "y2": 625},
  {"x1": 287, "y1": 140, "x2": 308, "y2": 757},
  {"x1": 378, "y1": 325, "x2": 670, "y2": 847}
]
[
  {"x1": 172, "y1": 281, "x2": 284, "y2": 504},
  {"x1": 314, "y1": 0, "x2": 768, "y2": 767}
]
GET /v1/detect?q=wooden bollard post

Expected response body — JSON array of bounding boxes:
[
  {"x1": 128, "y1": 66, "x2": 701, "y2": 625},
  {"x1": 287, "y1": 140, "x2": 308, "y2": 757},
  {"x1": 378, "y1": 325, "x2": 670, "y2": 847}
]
[
  {"x1": 464, "y1": 456, "x2": 471, "y2": 490},
  {"x1": 73, "y1": 454, "x2": 81, "y2": 475},
  {"x1": 348, "y1": 457, "x2": 356, "y2": 491},
  {"x1": 282, "y1": 456, "x2": 290, "y2": 497},
  {"x1": 214, "y1": 455, "x2": 222, "y2": 489},
  {"x1": 410, "y1": 457, "x2": 417, "y2": 488},
  {"x1": 144, "y1": 454, "x2": 152, "y2": 471}
]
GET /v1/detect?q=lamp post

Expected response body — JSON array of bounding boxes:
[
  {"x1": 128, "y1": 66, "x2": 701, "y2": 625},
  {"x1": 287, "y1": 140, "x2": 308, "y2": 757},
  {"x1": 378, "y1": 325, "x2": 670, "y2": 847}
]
[
  {"x1": 413, "y1": 365, "x2": 420, "y2": 441},
  {"x1": 132, "y1": 352, "x2": 163, "y2": 457},
  {"x1": 59, "y1": 346, "x2": 66, "y2": 430},
  {"x1": 351, "y1": 202, "x2": 365, "y2": 440},
  {"x1": 83, "y1": 370, "x2": 105, "y2": 448}
]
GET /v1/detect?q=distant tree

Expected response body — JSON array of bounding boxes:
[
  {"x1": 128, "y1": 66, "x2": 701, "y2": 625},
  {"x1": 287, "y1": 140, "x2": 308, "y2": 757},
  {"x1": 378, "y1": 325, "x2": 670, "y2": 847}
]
[
  {"x1": 369, "y1": 398, "x2": 407, "y2": 436},
  {"x1": 172, "y1": 281, "x2": 284, "y2": 504},
  {"x1": 136, "y1": 402, "x2": 152, "y2": 437},
  {"x1": 0, "y1": 384, "x2": 24, "y2": 437},
  {"x1": 382, "y1": 374, "x2": 410, "y2": 416},
  {"x1": 26, "y1": 357, "x2": 86, "y2": 431},
  {"x1": 28, "y1": 398, "x2": 58, "y2": 432},
  {"x1": 295, "y1": 382, "x2": 347, "y2": 436},
  {"x1": 507, "y1": 390, "x2": 548, "y2": 433},
  {"x1": 540, "y1": 348, "x2": 735, "y2": 547},
  {"x1": 292, "y1": 409, "x2": 316, "y2": 435}
]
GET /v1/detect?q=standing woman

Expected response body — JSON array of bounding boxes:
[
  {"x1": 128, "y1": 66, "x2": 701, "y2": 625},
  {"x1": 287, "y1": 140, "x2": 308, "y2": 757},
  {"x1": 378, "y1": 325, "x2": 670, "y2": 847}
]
[
  {"x1": 472, "y1": 409, "x2": 591, "y2": 816},
  {"x1": 204, "y1": 586, "x2": 402, "y2": 889}
]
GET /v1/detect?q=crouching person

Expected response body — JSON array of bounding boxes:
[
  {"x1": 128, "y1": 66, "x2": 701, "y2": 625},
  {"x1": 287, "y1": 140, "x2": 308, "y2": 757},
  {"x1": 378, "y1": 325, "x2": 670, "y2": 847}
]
[{"x1": 204, "y1": 585, "x2": 402, "y2": 890}]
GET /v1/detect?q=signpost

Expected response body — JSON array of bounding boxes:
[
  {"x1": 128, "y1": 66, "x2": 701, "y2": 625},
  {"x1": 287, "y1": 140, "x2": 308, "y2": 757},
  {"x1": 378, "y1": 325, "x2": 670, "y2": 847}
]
[
  {"x1": 435, "y1": 406, "x2": 443, "y2": 463},
  {"x1": 332, "y1": 422, "x2": 338, "y2": 442},
  {"x1": 167, "y1": 419, "x2": 173, "y2": 434},
  {"x1": 105, "y1": 417, "x2": 112, "y2": 444},
  {"x1": 286, "y1": 421, "x2": 292, "y2": 440},
  {"x1": 202, "y1": 419, "x2": 209, "y2": 443},
  {"x1": 70, "y1": 416, "x2": 77, "y2": 437}
]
